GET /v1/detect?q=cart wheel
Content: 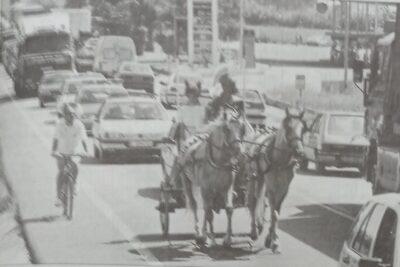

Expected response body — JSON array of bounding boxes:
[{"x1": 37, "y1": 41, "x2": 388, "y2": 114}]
[{"x1": 159, "y1": 185, "x2": 170, "y2": 238}]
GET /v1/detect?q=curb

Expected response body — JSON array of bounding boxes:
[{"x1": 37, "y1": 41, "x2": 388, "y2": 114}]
[{"x1": 0, "y1": 93, "x2": 37, "y2": 263}]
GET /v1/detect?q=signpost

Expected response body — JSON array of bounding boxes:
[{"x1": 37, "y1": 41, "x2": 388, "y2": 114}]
[
  {"x1": 187, "y1": 0, "x2": 218, "y2": 65},
  {"x1": 243, "y1": 29, "x2": 256, "y2": 68},
  {"x1": 296, "y1": 74, "x2": 306, "y2": 108}
]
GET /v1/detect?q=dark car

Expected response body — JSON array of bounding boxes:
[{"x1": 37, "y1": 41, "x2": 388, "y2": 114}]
[{"x1": 115, "y1": 62, "x2": 155, "y2": 94}]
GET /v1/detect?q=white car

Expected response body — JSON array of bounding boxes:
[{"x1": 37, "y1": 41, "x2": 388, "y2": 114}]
[
  {"x1": 159, "y1": 72, "x2": 202, "y2": 108},
  {"x1": 73, "y1": 84, "x2": 128, "y2": 134},
  {"x1": 339, "y1": 193, "x2": 399, "y2": 267},
  {"x1": 92, "y1": 96, "x2": 173, "y2": 161},
  {"x1": 56, "y1": 73, "x2": 107, "y2": 115}
]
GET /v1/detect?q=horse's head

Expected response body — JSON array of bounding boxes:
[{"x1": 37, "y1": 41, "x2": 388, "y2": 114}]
[
  {"x1": 281, "y1": 107, "x2": 307, "y2": 158},
  {"x1": 209, "y1": 105, "x2": 246, "y2": 160}
]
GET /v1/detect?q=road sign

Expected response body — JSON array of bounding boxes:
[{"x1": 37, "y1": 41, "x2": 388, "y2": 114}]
[{"x1": 295, "y1": 75, "x2": 306, "y2": 91}]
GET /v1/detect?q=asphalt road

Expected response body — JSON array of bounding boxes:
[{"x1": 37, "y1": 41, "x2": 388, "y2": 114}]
[{"x1": 0, "y1": 67, "x2": 373, "y2": 266}]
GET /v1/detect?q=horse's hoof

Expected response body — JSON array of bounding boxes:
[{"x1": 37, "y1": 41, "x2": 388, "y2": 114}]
[
  {"x1": 195, "y1": 236, "x2": 207, "y2": 247},
  {"x1": 208, "y1": 238, "x2": 217, "y2": 248},
  {"x1": 223, "y1": 236, "x2": 233, "y2": 248},
  {"x1": 264, "y1": 234, "x2": 272, "y2": 249},
  {"x1": 271, "y1": 243, "x2": 281, "y2": 254},
  {"x1": 250, "y1": 229, "x2": 258, "y2": 241}
]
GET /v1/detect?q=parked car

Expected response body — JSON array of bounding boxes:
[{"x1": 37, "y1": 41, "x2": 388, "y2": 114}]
[
  {"x1": 339, "y1": 193, "x2": 399, "y2": 267},
  {"x1": 76, "y1": 37, "x2": 98, "y2": 72},
  {"x1": 38, "y1": 70, "x2": 77, "y2": 107},
  {"x1": 242, "y1": 89, "x2": 267, "y2": 130},
  {"x1": 301, "y1": 111, "x2": 369, "y2": 174},
  {"x1": 115, "y1": 62, "x2": 155, "y2": 93},
  {"x1": 56, "y1": 73, "x2": 107, "y2": 115},
  {"x1": 159, "y1": 72, "x2": 202, "y2": 108},
  {"x1": 92, "y1": 96, "x2": 173, "y2": 161},
  {"x1": 93, "y1": 35, "x2": 137, "y2": 77},
  {"x1": 74, "y1": 84, "x2": 128, "y2": 134}
]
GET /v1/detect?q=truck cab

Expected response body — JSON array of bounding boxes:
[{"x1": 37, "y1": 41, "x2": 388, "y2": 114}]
[{"x1": 10, "y1": 12, "x2": 74, "y2": 97}]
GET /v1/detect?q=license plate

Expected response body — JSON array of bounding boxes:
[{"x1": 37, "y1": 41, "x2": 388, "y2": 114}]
[{"x1": 129, "y1": 141, "x2": 152, "y2": 147}]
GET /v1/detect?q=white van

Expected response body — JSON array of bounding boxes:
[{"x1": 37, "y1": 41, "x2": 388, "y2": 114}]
[{"x1": 93, "y1": 36, "x2": 137, "y2": 77}]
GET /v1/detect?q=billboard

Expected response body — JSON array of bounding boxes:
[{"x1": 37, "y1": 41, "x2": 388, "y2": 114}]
[{"x1": 188, "y1": 0, "x2": 218, "y2": 65}]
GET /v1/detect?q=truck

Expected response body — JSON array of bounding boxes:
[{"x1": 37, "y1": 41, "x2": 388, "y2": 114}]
[
  {"x1": 7, "y1": 11, "x2": 74, "y2": 97},
  {"x1": 364, "y1": 2, "x2": 400, "y2": 194}
]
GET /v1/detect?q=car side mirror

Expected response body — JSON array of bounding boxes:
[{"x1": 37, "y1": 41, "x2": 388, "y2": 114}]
[{"x1": 359, "y1": 257, "x2": 382, "y2": 267}]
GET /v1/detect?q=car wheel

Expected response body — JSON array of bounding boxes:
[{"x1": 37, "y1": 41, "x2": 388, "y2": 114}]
[
  {"x1": 299, "y1": 157, "x2": 308, "y2": 171},
  {"x1": 315, "y1": 163, "x2": 325, "y2": 174}
]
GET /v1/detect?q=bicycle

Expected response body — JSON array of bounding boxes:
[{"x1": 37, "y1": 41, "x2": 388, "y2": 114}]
[{"x1": 53, "y1": 153, "x2": 83, "y2": 220}]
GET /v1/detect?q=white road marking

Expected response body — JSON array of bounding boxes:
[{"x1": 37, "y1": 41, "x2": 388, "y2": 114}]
[
  {"x1": 293, "y1": 191, "x2": 356, "y2": 222},
  {"x1": 0, "y1": 80, "x2": 162, "y2": 265}
]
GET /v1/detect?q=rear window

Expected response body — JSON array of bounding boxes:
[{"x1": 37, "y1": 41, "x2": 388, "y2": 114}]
[
  {"x1": 79, "y1": 89, "x2": 108, "y2": 103},
  {"x1": 327, "y1": 115, "x2": 364, "y2": 136}
]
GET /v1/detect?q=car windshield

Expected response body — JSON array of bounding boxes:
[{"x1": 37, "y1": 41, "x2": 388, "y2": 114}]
[
  {"x1": 79, "y1": 89, "x2": 109, "y2": 104},
  {"x1": 103, "y1": 101, "x2": 165, "y2": 120},
  {"x1": 24, "y1": 33, "x2": 70, "y2": 54},
  {"x1": 327, "y1": 115, "x2": 364, "y2": 136},
  {"x1": 244, "y1": 90, "x2": 262, "y2": 103}
]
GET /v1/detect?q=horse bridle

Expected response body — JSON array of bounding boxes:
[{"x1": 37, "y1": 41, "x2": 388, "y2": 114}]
[
  {"x1": 206, "y1": 122, "x2": 243, "y2": 169},
  {"x1": 244, "y1": 115, "x2": 307, "y2": 176}
]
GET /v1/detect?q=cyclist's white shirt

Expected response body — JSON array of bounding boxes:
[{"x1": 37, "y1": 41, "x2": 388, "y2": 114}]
[{"x1": 54, "y1": 119, "x2": 87, "y2": 155}]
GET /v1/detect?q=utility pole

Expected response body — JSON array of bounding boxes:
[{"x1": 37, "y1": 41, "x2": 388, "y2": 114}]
[
  {"x1": 344, "y1": 0, "x2": 350, "y2": 90},
  {"x1": 240, "y1": 0, "x2": 245, "y2": 94}
]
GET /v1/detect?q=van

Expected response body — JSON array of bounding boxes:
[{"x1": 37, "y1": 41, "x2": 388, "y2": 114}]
[{"x1": 93, "y1": 36, "x2": 137, "y2": 77}]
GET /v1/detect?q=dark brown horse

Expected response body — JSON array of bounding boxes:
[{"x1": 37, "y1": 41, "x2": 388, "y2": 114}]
[{"x1": 246, "y1": 108, "x2": 307, "y2": 253}]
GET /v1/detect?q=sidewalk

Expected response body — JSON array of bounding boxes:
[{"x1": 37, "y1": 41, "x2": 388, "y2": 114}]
[{"x1": 0, "y1": 66, "x2": 31, "y2": 264}]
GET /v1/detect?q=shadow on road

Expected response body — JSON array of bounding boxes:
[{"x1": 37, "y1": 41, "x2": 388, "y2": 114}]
[
  {"x1": 107, "y1": 233, "x2": 258, "y2": 262},
  {"x1": 21, "y1": 214, "x2": 62, "y2": 224},
  {"x1": 279, "y1": 203, "x2": 361, "y2": 260},
  {"x1": 137, "y1": 187, "x2": 160, "y2": 202}
]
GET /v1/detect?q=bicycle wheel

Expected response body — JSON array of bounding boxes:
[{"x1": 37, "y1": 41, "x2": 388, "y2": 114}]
[
  {"x1": 61, "y1": 180, "x2": 68, "y2": 217},
  {"x1": 159, "y1": 183, "x2": 170, "y2": 238},
  {"x1": 66, "y1": 180, "x2": 74, "y2": 220}
]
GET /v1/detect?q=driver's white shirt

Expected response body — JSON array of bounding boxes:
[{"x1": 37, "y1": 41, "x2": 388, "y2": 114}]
[{"x1": 54, "y1": 119, "x2": 87, "y2": 155}]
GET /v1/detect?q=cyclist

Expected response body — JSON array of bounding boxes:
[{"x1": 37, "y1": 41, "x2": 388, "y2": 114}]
[{"x1": 52, "y1": 104, "x2": 88, "y2": 207}]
